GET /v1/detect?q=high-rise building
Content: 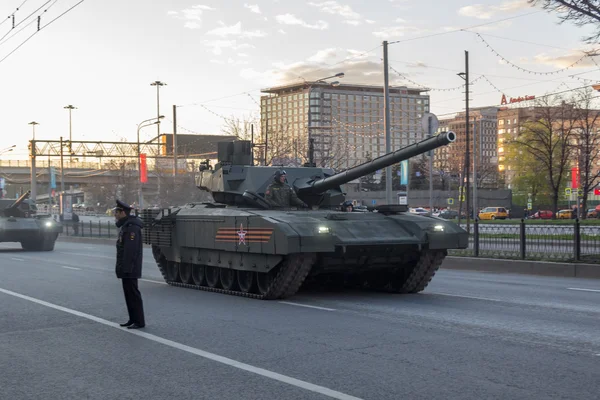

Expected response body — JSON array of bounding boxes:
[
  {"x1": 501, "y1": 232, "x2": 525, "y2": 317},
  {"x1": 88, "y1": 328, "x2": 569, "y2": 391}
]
[
  {"x1": 437, "y1": 107, "x2": 499, "y2": 188},
  {"x1": 260, "y1": 82, "x2": 430, "y2": 170}
]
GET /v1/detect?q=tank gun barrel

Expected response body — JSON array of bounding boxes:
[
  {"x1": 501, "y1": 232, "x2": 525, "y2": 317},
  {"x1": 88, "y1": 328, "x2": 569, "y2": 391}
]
[
  {"x1": 5, "y1": 190, "x2": 30, "y2": 210},
  {"x1": 308, "y1": 131, "x2": 455, "y2": 194}
]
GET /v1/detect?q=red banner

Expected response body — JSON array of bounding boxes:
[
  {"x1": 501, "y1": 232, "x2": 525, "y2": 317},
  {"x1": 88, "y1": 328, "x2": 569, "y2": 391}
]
[
  {"x1": 140, "y1": 154, "x2": 148, "y2": 183},
  {"x1": 571, "y1": 167, "x2": 579, "y2": 189}
]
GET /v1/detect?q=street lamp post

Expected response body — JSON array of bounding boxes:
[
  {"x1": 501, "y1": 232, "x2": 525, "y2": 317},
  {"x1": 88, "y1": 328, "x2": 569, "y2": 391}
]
[
  {"x1": 0, "y1": 145, "x2": 15, "y2": 156},
  {"x1": 64, "y1": 105, "x2": 77, "y2": 162},
  {"x1": 28, "y1": 122, "x2": 39, "y2": 201},
  {"x1": 306, "y1": 72, "x2": 344, "y2": 166},
  {"x1": 137, "y1": 116, "x2": 164, "y2": 209}
]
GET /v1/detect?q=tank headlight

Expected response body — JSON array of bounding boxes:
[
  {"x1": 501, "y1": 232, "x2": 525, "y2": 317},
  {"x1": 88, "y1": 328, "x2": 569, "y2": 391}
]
[
  {"x1": 433, "y1": 224, "x2": 444, "y2": 232},
  {"x1": 318, "y1": 226, "x2": 330, "y2": 234},
  {"x1": 45, "y1": 221, "x2": 53, "y2": 227}
]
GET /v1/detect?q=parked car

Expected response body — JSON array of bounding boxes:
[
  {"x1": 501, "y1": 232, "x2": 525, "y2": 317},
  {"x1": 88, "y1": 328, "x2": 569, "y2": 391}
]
[
  {"x1": 586, "y1": 208, "x2": 599, "y2": 218},
  {"x1": 557, "y1": 209, "x2": 575, "y2": 219},
  {"x1": 478, "y1": 207, "x2": 509, "y2": 220},
  {"x1": 529, "y1": 210, "x2": 553, "y2": 219},
  {"x1": 409, "y1": 207, "x2": 429, "y2": 216}
]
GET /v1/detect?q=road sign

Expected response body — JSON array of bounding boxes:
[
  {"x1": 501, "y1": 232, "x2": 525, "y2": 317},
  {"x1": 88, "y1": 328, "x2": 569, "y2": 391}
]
[
  {"x1": 527, "y1": 202, "x2": 532, "y2": 210},
  {"x1": 447, "y1": 198, "x2": 454, "y2": 205},
  {"x1": 578, "y1": 188, "x2": 584, "y2": 197},
  {"x1": 398, "y1": 196, "x2": 407, "y2": 205},
  {"x1": 565, "y1": 188, "x2": 572, "y2": 196},
  {"x1": 421, "y1": 113, "x2": 439, "y2": 134},
  {"x1": 595, "y1": 188, "x2": 600, "y2": 196}
]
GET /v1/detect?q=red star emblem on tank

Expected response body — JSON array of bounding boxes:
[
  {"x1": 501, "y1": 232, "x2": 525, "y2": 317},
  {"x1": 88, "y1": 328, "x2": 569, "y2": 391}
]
[{"x1": 237, "y1": 223, "x2": 248, "y2": 245}]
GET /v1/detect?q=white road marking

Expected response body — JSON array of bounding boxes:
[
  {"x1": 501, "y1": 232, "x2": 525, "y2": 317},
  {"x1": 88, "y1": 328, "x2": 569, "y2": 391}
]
[
  {"x1": 10, "y1": 257, "x2": 25, "y2": 261},
  {"x1": 428, "y1": 292, "x2": 503, "y2": 302},
  {"x1": 140, "y1": 278, "x2": 167, "y2": 285},
  {"x1": 61, "y1": 266, "x2": 81, "y2": 271},
  {"x1": 0, "y1": 287, "x2": 362, "y2": 400},
  {"x1": 279, "y1": 301, "x2": 337, "y2": 311},
  {"x1": 567, "y1": 287, "x2": 600, "y2": 293}
]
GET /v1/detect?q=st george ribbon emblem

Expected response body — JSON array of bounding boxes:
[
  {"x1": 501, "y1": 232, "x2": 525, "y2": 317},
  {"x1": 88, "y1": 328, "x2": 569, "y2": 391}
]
[{"x1": 237, "y1": 223, "x2": 248, "y2": 245}]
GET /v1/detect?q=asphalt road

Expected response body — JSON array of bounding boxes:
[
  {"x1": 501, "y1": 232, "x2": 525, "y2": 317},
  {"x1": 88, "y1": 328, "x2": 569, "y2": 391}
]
[{"x1": 1, "y1": 241, "x2": 599, "y2": 400}]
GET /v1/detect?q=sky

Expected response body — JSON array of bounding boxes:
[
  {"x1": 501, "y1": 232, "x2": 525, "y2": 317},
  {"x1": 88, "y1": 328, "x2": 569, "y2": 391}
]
[{"x1": 0, "y1": 0, "x2": 599, "y2": 160}]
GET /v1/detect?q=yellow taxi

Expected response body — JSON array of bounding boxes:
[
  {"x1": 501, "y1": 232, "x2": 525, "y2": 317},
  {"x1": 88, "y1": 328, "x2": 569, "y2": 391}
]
[
  {"x1": 556, "y1": 209, "x2": 574, "y2": 219},
  {"x1": 478, "y1": 206, "x2": 509, "y2": 220}
]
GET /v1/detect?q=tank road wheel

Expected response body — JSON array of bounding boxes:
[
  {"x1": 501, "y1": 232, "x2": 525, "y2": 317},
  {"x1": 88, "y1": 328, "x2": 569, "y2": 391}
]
[
  {"x1": 205, "y1": 266, "x2": 221, "y2": 288},
  {"x1": 192, "y1": 265, "x2": 206, "y2": 286},
  {"x1": 237, "y1": 270, "x2": 255, "y2": 293},
  {"x1": 256, "y1": 270, "x2": 275, "y2": 297},
  {"x1": 167, "y1": 261, "x2": 181, "y2": 283},
  {"x1": 179, "y1": 262, "x2": 193, "y2": 284},
  {"x1": 220, "y1": 268, "x2": 237, "y2": 291}
]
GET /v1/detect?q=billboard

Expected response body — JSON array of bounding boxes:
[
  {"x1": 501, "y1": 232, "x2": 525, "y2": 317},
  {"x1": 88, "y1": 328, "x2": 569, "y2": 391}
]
[{"x1": 159, "y1": 134, "x2": 234, "y2": 158}]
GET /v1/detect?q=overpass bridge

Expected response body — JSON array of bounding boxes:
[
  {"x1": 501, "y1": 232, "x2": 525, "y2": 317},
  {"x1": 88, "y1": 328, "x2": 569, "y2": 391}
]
[{"x1": 0, "y1": 160, "x2": 165, "y2": 199}]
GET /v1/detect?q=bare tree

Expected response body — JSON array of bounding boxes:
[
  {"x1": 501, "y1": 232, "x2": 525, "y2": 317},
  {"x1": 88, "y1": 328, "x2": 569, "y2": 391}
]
[
  {"x1": 510, "y1": 96, "x2": 578, "y2": 215},
  {"x1": 529, "y1": 0, "x2": 600, "y2": 43},
  {"x1": 573, "y1": 88, "x2": 600, "y2": 217}
]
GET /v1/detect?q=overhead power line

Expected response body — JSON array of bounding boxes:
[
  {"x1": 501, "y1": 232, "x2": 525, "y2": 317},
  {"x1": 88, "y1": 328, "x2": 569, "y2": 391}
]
[{"x1": 0, "y1": 0, "x2": 86, "y2": 65}]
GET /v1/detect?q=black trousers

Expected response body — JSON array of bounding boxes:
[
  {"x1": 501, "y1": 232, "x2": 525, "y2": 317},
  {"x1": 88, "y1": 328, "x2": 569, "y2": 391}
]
[{"x1": 122, "y1": 278, "x2": 145, "y2": 326}]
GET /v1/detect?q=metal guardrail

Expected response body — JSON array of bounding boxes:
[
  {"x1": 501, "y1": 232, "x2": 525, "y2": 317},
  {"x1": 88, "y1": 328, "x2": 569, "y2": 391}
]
[{"x1": 449, "y1": 219, "x2": 600, "y2": 263}]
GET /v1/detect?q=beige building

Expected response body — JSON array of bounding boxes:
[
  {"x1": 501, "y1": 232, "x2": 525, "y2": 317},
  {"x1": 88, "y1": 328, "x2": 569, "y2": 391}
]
[
  {"x1": 437, "y1": 107, "x2": 499, "y2": 188},
  {"x1": 260, "y1": 82, "x2": 430, "y2": 170}
]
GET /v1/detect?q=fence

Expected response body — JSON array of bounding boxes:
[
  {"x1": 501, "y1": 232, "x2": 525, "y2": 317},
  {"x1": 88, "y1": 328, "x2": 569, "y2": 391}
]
[
  {"x1": 60, "y1": 220, "x2": 119, "y2": 239},
  {"x1": 450, "y1": 220, "x2": 600, "y2": 263}
]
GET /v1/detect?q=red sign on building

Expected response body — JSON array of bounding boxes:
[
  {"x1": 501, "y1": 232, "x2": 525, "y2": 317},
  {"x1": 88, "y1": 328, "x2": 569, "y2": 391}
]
[
  {"x1": 140, "y1": 154, "x2": 148, "y2": 183},
  {"x1": 594, "y1": 188, "x2": 600, "y2": 196}
]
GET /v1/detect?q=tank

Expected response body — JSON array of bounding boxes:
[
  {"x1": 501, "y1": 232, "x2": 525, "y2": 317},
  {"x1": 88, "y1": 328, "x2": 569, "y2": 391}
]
[
  {"x1": 0, "y1": 191, "x2": 63, "y2": 251},
  {"x1": 141, "y1": 131, "x2": 468, "y2": 299}
]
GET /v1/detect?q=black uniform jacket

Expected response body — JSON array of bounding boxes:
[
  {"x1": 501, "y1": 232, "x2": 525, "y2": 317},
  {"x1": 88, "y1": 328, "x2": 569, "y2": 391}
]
[{"x1": 115, "y1": 216, "x2": 144, "y2": 279}]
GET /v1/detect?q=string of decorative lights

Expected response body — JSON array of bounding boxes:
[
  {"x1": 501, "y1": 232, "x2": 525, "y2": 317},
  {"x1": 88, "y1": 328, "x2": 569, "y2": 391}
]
[{"x1": 475, "y1": 33, "x2": 593, "y2": 76}]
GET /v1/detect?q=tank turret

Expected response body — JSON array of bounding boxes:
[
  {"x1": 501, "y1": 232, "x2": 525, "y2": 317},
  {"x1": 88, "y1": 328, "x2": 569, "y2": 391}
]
[
  {"x1": 2, "y1": 190, "x2": 31, "y2": 217},
  {"x1": 196, "y1": 131, "x2": 455, "y2": 208}
]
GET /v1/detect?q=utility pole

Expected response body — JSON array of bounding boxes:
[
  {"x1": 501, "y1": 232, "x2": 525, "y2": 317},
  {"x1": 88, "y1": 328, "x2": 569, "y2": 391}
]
[
  {"x1": 60, "y1": 136, "x2": 65, "y2": 194},
  {"x1": 151, "y1": 81, "x2": 166, "y2": 199},
  {"x1": 383, "y1": 40, "x2": 393, "y2": 205},
  {"x1": 28, "y1": 122, "x2": 39, "y2": 201},
  {"x1": 428, "y1": 115, "x2": 434, "y2": 214},
  {"x1": 473, "y1": 116, "x2": 478, "y2": 219},
  {"x1": 458, "y1": 51, "x2": 470, "y2": 232},
  {"x1": 172, "y1": 104, "x2": 177, "y2": 177},
  {"x1": 64, "y1": 105, "x2": 76, "y2": 162},
  {"x1": 465, "y1": 51, "x2": 470, "y2": 232}
]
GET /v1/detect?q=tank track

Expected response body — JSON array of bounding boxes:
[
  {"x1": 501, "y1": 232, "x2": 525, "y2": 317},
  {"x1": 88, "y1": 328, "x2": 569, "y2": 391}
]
[
  {"x1": 155, "y1": 250, "x2": 316, "y2": 300},
  {"x1": 359, "y1": 249, "x2": 447, "y2": 294}
]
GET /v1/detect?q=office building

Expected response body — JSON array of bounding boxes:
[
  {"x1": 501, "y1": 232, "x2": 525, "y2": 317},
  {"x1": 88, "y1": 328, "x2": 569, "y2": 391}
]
[{"x1": 260, "y1": 82, "x2": 430, "y2": 170}]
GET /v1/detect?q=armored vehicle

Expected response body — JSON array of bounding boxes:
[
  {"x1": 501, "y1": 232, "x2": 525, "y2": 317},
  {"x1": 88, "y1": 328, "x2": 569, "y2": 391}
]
[
  {"x1": 142, "y1": 132, "x2": 468, "y2": 299},
  {"x1": 0, "y1": 191, "x2": 63, "y2": 251}
]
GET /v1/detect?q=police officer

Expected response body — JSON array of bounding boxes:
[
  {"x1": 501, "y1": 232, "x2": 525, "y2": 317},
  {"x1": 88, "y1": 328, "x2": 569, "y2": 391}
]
[
  {"x1": 114, "y1": 199, "x2": 145, "y2": 329},
  {"x1": 265, "y1": 170, "x2": 308, "y2": 208},
  {"x1": 341, "y1": 200, "x2": 354, "y2": 212}
]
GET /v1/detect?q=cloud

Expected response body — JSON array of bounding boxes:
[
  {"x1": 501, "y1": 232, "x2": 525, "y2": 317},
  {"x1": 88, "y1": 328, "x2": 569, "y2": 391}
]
[
  {"x1": 168, "y1": 4, "x2": 215, "y2": 29},
  {"x1": 278, "y1": 29, "x2": 287, "y2": 34},
  {"x1": 531, "y1": 51, "x2": 596, "y2": 69},
  {"x1": 442, "y1": 20, "x2": 512, "y2": 32},
  {"x1": 239, "y1": 48, "x2": 414, "y2": 87},
  {"x1": 244, "y1": 3, "x2": 261, "y2": 13},
  {"x1": 308, "y1": 1, "x2": 377, "y2": 26},
  {"x1": 372, "y1": 25, "x2": 428, "y2": 38},
  {"x1": 206, "y1": 21, "x2": 267, "y2": 38},
  {"x1": 308, "y1": 1, "x2": 361, "y2": 19},
  {"x1": 203, "y1": 39, "x2": 255, "y2": 55},
  {"x1": 458, "y1": 0, "x2": 531, "y2": 20},
  {"x1": 275, "y1": 14, "x2": 329, "y2": 30}
]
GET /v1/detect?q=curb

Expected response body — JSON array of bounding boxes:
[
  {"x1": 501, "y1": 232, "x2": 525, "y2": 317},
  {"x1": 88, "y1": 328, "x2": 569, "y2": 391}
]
[{"x1": 442, "y1": 256, "x2": 600, "y2": 279}]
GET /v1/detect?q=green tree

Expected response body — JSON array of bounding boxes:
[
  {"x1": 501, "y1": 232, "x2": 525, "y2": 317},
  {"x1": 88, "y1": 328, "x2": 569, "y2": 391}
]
[{"x1": 509, "y1": 98, "x2": 577, "y2": 215}]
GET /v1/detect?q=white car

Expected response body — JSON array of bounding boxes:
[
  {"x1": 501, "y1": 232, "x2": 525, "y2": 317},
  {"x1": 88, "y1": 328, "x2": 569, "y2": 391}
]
[{"x1": 409, "y1": 207, "x2": 429, "y2": 216}]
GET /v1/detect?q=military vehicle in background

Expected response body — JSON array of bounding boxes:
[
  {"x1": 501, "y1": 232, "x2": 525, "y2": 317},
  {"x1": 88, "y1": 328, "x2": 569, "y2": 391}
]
[
  {"x1": 0, "y1": 191, "x2": 62, "y2": 251},
  {"x1": 141, "y1": 132, "x2": 468, "y2": 300}
]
